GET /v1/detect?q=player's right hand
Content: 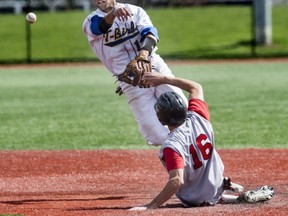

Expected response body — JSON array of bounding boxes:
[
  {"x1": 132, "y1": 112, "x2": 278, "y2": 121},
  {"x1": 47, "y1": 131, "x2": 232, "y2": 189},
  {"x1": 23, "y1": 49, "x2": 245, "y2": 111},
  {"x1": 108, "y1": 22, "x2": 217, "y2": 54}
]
[{"x1": 112, "y1": 6, "x2": 133, "y2": 21}]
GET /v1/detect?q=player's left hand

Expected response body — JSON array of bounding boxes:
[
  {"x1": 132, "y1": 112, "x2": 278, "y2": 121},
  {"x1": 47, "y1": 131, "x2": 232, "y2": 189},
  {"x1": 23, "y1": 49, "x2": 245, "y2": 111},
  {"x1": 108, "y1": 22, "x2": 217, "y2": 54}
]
[{"x1": 117, "y1": 56, "x2": 151, "y2": 88}]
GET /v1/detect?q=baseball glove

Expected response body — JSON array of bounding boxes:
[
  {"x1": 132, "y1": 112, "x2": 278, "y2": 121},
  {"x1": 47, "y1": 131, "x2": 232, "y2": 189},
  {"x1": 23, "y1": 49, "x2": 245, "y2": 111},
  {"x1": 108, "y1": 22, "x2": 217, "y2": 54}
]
[{"x1": 117, "y1": 56, "x2": 151, "y2": 88}]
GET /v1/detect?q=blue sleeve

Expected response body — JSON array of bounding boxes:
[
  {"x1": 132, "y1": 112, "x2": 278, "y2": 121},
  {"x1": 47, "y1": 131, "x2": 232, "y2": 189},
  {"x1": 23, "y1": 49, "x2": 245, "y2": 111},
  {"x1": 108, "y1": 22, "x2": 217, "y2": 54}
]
[
  {"x1": 140, "y1": 27, "x2": 159, "y2": 42},
  {"x1": 90, "y1": 15, "x2": 104, "y2": 35}
]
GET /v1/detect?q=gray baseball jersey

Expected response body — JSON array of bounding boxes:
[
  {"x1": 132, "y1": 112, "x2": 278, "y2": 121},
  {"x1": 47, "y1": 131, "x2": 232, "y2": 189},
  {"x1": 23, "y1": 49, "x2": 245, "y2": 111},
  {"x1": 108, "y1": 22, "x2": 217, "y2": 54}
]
[{"x1": 160, "y1": 99, "x2": 224, "y2": 205}]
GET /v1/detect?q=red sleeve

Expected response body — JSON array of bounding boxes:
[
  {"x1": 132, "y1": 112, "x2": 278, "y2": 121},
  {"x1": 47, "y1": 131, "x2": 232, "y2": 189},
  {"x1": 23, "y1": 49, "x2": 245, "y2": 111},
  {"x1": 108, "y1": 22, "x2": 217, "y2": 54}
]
[
  {"x1": 188, "y1": 98, "x2": 210, "y2": 121},
  {"x1": 163, "y1": 147, "x2": 184, "y2": 172}
]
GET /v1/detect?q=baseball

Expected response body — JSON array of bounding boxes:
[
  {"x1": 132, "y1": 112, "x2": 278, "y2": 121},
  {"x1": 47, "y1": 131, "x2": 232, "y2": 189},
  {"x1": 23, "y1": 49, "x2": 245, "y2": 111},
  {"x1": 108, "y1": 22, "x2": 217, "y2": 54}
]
[{"x1": 26, "y1": 12, "x2": 37, "y2": 24}]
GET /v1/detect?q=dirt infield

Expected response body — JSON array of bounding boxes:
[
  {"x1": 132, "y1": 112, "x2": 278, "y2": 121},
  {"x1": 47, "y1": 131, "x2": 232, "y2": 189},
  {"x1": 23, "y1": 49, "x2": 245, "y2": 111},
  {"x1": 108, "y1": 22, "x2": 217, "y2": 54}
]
[{"x1": 0, "y1": 149, "x2": 287, "y2": 216}]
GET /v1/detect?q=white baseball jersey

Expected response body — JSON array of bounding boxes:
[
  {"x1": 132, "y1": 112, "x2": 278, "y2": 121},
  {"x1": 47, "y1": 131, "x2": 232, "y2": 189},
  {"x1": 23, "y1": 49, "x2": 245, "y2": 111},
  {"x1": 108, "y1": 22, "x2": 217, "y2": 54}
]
[
  {"x1": 82, "y1": 3, "x2": 188, "y2": 145},
  {"x1": 160, "y1": 99, "x2": 224, "y2": 205},
  {"x1": 83, "y1": 3, "x2": 157, "y2": 75}
]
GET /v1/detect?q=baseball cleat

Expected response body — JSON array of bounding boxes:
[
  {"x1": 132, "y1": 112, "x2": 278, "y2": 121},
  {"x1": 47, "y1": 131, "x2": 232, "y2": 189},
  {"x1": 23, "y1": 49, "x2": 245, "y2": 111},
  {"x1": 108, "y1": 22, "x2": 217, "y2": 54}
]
[
  {"x1": 243, "y1": 185, "x2": 274, "y2": 203},
  {"x1": 223, "y1": 177, "x2": 244, "y2": 193}
]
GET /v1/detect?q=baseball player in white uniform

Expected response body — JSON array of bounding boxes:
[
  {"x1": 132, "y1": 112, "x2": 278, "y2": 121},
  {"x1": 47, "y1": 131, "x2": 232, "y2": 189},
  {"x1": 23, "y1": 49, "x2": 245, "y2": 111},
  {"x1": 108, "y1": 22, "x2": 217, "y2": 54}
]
[
  {"x1": 82, "y1": 0, "x2": 188, "y2": 146},
  {"x1": 130, "y1": 73, "x2": 274, "y2": 210}
]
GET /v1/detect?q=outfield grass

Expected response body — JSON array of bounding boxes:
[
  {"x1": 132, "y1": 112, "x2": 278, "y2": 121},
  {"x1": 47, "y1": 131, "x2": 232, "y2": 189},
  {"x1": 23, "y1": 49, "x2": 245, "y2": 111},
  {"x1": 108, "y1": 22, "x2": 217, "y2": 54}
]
[
  {"x1": 170, "y1": 62, "x2": 288, "y2": 149},
  {"x1": 0, "y1": 6, "x2": 287, "y2": 62},
  {"x1": 0, "y1": 62, "x2": 287, "y2": 150},
  {"x1": 0, "y1": 65, "x2": 142, "y2": 150}
]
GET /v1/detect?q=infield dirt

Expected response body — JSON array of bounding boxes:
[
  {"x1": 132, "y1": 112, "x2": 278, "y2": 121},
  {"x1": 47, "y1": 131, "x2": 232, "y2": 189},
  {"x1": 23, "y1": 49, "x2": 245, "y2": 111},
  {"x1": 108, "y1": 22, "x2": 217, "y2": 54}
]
[{"x1": 0, "y1": 149, "x2": 287, "y2": 216}]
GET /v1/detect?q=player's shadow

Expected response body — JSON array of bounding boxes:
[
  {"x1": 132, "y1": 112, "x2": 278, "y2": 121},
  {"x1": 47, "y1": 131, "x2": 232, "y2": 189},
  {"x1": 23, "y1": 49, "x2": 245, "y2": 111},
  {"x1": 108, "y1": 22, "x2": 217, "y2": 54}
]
[
  {"x1": 66, "y1": 195, "x2": 131, "y2": 211},
  {"x1": 66, "y1": 204, "x2": 183, "y2": 212},
  {"x1": 67, "y1": 206, "x2": 130, "y2": 211},
  {"x1": 67, "y1": 202, "x2": 186, "y2": 212},
  {"x1": 0, "y1": 195, "x2": 126, "y2": 205},
  {"x1": 1, "y1": 195, "x2": 190, "y2": 211}
]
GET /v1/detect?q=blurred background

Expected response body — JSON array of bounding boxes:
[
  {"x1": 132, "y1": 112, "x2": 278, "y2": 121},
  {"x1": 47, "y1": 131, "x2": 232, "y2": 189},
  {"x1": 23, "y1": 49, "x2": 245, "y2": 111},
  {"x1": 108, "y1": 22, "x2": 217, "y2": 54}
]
[{"x1": 0, "y1": 0, "x2": 287, "y2": 63}]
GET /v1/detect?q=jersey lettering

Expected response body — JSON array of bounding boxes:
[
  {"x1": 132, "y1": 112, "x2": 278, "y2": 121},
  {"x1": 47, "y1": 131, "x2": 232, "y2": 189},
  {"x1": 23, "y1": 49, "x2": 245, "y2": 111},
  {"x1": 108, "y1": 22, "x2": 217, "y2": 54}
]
[
  {"x1": 189, "y1": 144, "x2": 202, "y2": 169},
  {"x1": 104, "y1": 21, "x2": 139, "y2": 47},
  {"x1": 189, "y1": 134, "x2": 213, "y2": 170}
]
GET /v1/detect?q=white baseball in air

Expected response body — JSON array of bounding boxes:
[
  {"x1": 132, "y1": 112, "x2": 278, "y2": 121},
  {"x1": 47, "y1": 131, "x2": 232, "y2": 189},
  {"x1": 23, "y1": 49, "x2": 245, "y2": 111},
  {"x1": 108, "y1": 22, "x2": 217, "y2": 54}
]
[{"x1": 26, "y1": 12, "x2": 37, "y2": 24}]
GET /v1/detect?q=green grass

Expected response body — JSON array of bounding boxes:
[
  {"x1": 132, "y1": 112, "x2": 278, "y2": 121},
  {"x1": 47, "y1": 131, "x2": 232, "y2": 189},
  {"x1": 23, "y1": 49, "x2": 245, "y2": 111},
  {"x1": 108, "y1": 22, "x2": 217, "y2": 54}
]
[
  {"x1": 169, "y1": 62, "x2": 288, "y2": 148},
  {"x1": 150, "y1": 6, "x2": 253, "y2": 58},
  {"x1": 0, "y1": 6, "x2": 287, "y2": 63},
  {"x1": 0, "y1": 66, "x2": 143, "y2": 150},
  {"x1": 0, "y1": 62, "x2": 287, "y2": 150},
  {"x1": 0, "y1": 215, "x2": 23, "y2": 216},
  {"x1": 0, "y1": 12, "x2": 90, "y2": 61},
  {"x1": 149, "y1": 6, "x2": 288, "y2": 59}
]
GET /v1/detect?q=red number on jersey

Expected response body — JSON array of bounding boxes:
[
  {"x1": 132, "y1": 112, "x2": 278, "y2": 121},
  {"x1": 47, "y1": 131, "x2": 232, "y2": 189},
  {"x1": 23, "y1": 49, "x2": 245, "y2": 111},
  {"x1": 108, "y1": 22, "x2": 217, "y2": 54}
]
[{"x1": 189, "y1": 134, "x2": 213, "y2": 170}]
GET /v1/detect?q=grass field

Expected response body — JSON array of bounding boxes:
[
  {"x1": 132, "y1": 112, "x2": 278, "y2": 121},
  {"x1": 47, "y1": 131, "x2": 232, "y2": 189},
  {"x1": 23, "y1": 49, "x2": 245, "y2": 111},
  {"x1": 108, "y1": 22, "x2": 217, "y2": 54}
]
[
  {"x1": 0, "y1": 61, "x2": 287, "y2": 150},
  {"x1": 0, "y1": 6, "x2": 288, "y2": 62}
]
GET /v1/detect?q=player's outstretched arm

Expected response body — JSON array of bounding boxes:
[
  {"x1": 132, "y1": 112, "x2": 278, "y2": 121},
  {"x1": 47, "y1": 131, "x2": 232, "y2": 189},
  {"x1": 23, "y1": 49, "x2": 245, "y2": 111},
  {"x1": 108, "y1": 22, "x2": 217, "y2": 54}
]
[
  {"x1": 143, "y1": 73, "x2": 204, "y2": 100},
  {"x1": 129, "y1": 168, "x2": 184, "y2": 211}
]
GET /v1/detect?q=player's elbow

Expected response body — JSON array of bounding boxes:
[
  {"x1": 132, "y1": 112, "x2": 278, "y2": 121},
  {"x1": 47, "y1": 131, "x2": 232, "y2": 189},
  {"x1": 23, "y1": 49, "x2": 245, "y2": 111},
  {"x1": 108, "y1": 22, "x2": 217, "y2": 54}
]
[
  {"x1": 170, "y1": 176, "x2": 184, "y2": 190},
  {"x1": 192, "y1": 82, "x2": 202, "y2": 93},
  {"x1": 189, "y1": 83, "x2": 204, "y2": 100}
]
